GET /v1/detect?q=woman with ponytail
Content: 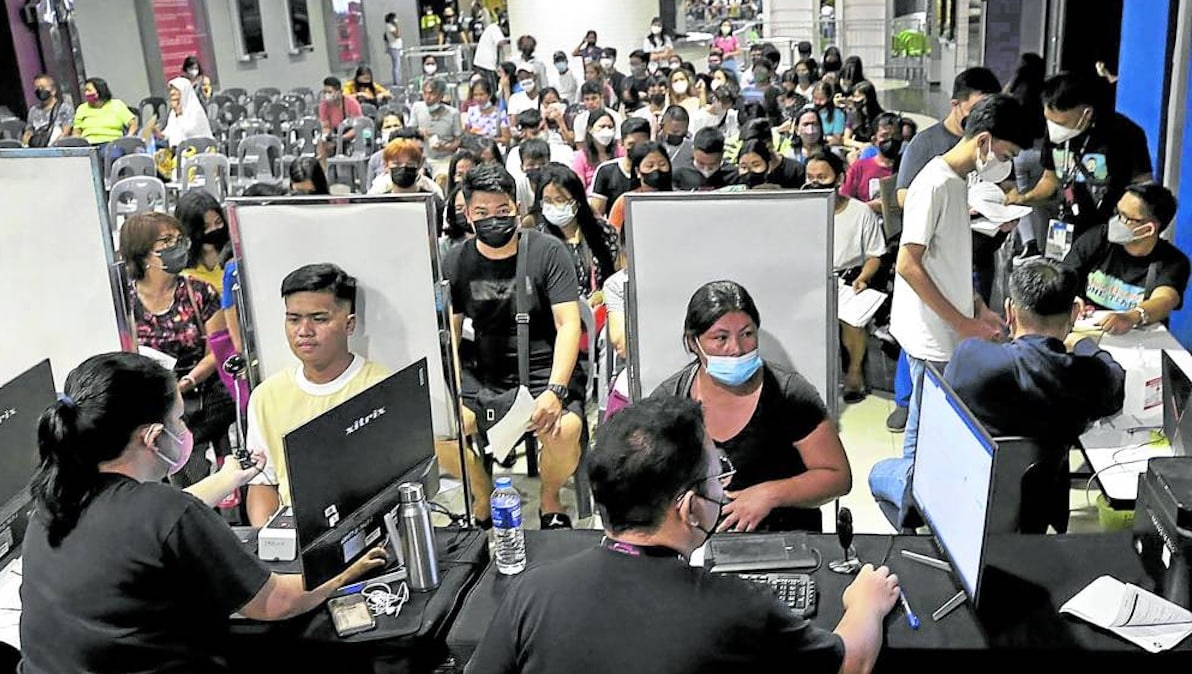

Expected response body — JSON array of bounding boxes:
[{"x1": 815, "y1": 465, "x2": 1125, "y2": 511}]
[{"x1": 19, "y1": 352, "x2": 388, "y2": 673}]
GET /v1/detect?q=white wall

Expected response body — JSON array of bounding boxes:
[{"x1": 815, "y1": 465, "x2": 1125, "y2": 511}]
[
  {"x1": 74, "y1": 0, "x2": 152, "y2": 104},
  {"x1": 205, "y1": 0, "x2": 336, "y2": 94}
]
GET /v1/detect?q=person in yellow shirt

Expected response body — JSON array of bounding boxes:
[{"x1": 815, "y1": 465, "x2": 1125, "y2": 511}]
[
  {"x1": 72, "y1": 77, "x2": 137, "y2": 144},
  {"x1": 343, "y1": 65, "x2": 393, "y2": 104},
  {"x1": 245, "y1": 264, "x2": 389, "y2": 525},
  {"x1": 175, "y1": 190, "x2": 229, "y2": 293}
]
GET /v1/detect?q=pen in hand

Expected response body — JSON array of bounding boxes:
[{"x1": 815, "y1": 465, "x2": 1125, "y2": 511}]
[{"x1": 899, "y1": 589, "x2": 921, "y2": 630}]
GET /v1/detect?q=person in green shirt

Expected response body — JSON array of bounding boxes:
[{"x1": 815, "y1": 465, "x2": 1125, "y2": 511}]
[{"x1": 72, "y1": 77, "x2": 138, "y2": 145}]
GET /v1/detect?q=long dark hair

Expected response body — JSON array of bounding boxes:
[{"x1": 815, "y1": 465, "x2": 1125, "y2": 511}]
[
  {"x1": 31, "y1": 352, "x2": 177, "y2": 546},
  {"x1": 534, "y1": 163, "x2": 616, "y2": 284},
  {"x1": 289, "y1": 156, "x2": 330, "y2": 195},
  {"x1": 443, "y1": 184, "x2": 471, "y2": 240},
  {"x1": 174, "y1": 189, "x2": 226, "y2": 267},
  {"x1": 839, "y1": 56, "x2": 865, "y2": 92},
  {"x1": 353, "y1": 65, "x2": 377, "y2": 92},
  {"x1": 682, "y1": 280, "x2": 761, "y2": 353},
  {"x1": 446, "y1": 149, "x2": 479, "y2": 197},
  {"x1": 583, "y1": 109, "x2": 618, "y2": 166}
]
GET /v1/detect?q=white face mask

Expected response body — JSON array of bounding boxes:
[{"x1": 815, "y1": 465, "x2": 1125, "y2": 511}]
[
  {"x1": 974, "y1": 138, "x2": 1012, "y2": 183},
  {"x1": 592, "y1": 127, "x2": 616, "y2": 146},
  {"x1": 672, "y1": 79, "x2": 689, "y2": 95},
  {"x1": 542, "y1": 201, "x2": 578, "y2": 226},
  {"x1": 520, "y1": 79, "x2": 536, "y2": 92},
  {"x1": 647, "y1": 62, "x2": 660, "y2": 74},
  {"x1": 600, "y1": 58, "x2": 614, "y2": 69},
  {"x1": 1107, "y1": 215, "x2": 1149, "y2": 244},
  {"x1": 651, "y1": 25, "x2": 663, "y2": 35},
  {"x1": 186, "y1": 68, "x2": 199, "y2": 78},
  {"x1": 1046, "y1": 109, "x2": 1088, "y2": 144},
  {"x1": 697, "y1": 165, "x2": 719, "y2": 178},
  {"x1": 424, "y1": 63, "x2": 438, "y2": 75}
]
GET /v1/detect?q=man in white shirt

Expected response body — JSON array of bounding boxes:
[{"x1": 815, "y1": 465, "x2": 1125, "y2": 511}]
[
  {"x1": 507, "y1": 64, "x2": 541, "y2": 127},
  {"x1": 551, "y1": 51, "x2": 578, "y2": 103},
  {"x1": 869, "y1": 94, "x2": 1030, "y2": 528},
  {"x1": 573, "y1": 79, "x2": 622, "y2": 144},
  {"x1": 473, "y1": 21, "x2": 508, "y2": 92}
]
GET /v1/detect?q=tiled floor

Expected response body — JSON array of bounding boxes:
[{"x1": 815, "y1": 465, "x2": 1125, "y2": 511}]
[{"x1": 432, "y1": 390, "x2": 1114, "y2": 537}]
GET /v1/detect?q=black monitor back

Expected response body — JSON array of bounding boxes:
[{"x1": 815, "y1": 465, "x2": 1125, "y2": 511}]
[{"x1": 0, "y1": 360, "x2": 56, "y2": 559}]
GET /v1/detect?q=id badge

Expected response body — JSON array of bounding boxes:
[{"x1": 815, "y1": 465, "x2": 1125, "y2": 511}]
[{"x1": 1045, "y1": 219, "x2": 1075, "y2": 261}]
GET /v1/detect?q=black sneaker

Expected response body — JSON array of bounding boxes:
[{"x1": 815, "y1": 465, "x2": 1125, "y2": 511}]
[
  {"x1": 886, "y1": 406, "x2": 909, "y2": 433},
  {"x1": 539, "y1": 512, "x2": 573, "y2": 530}
]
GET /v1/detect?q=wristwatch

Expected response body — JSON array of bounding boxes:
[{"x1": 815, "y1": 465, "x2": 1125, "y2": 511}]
[
  {"x1": 1135, "y1": 306, "x2": 1150, "y2": 327},
  {"x1": 545, "y1": 383, "x2": 569, "y2": 401}
]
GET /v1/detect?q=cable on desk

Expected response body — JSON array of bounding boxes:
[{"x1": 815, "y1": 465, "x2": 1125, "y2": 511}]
[
  {"x1": 808, "y1": 547, "x2": 822, "y2": 574},
  {"x1": 1083, "y1": 458, "x2": 1152, "y2": 508}
]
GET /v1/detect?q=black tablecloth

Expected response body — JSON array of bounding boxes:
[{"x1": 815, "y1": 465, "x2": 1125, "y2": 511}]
[
  {"x1": 227, "y1": 528, "x2": 488, "y2": 673},
  {"x1": 447, "y1": 530, "x2": 1192, "y2": 670}
]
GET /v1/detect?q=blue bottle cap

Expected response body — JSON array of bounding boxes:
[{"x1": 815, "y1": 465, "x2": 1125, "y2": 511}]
[{"x1": 495, "y1": 476, "x2": 513, "y2": 488}]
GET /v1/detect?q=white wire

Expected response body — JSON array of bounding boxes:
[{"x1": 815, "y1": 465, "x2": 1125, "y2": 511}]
[
  {"x1": 1083, "y1": 457, "x2": 1153, "y2": 508},
  {"x1": 361, "y1": 581, "x2": 410, "y2": 617}
]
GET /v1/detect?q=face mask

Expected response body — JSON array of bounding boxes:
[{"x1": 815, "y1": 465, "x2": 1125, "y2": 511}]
[
  {"x1": 632, "y1": 64, "x2": 647, "y2": 77},
  {"x1": 672, "y1": 79, "x2": 689, "y2": 95},
  {"x1": 324, "y1": 92, "x2": 338, "y2": 102},
  {"x1": 84, "y1": 91, "x2": 99, "y2": 104},
  {"x1": 156, "y1": 243, "x2": 189, "y2": 275},
  {"x1": 641, "y1": 169, "x2": 671, "y2": 191},
  {"x1": 753, "y1": 70, "x2": 768, "y2": 84},
  {"x1": 665, "y1": 133, "x2": 685, "y2": 146},
  {"x1": 721, "y1": 25, "x2": 732, "y2": 35},
  {"x1": 1047, "y1": 116, "x2": 1085, "y2": 144},
  {"x1": 424, "y1": 63, "x2": 438, "y2": 75},
  {"x1": 697, "y1": 165, "x2": 719, "y2": 178},
  {"x1": 699, "y1": 342, "x2": 763, "y2": 386},
  {"x1": 797, "y1": 72, "x2": 811, "y2": 83},
  {"x1": 473, "y1": 215, "x2": 519, "y2": 247},
  {"x1": 742, "y1": 170, "x2": 768, "y2": 188},
  {"x1": 186, "y1": 67, "x2": 200, "y2": 78},
  {"x1": 689, "y1": 491, "x2": 726, "y2": 548},
  {"x1": 428, "y1": 101, "x2": 444, "y2": 113},
  {"x1": 202, "y1": 227, "x2": 229, "y2": 251},
  {"x1": 151, "y1": 425, "x2": 194, "y2": 476},
  {"x1": 35, "y1": 88, "x2": 52, "y2": 102},
  {"x1": 799, "y1": 127, "x2": 822, "y2": 143},
  {"x1": 651, "y1": 25, "x2": 663, "y2": 35},
  {"x1": 391, "y1": 165, "x2": 419, "y2": 188},
  {"x1": 708, "y1": 62, "x2": 721, "y2": 72},
  {"x1": 878, "y1": 137, "x2": 902, "y2": 159},
  {"x1": 1107, "y1": 215, "x2": 1149, "y2": 245},
  {"x1": 592, "y1": 127, "x2": 616, "y2": 146},
  {"x1": 542, "y1": 201, "x2": 577, "y2": 226},
  {"x1": 524, "y1": 168, "x2": 543, "y2": 188},
  {"x1": 803, "y1": 181, "x2": 833, "y2": 190},
  {"x1": 650, "y1": 93, "x2": 667, "y2": 107},
  {"x1": 555, "y1": 61, "x2": 568, "y2": 73},
  {"x1": 974, "y1": 138, "x2": 1012, "y2": 183},
  {"x1": 647, "y1": 62, "x2": 659, "y2": 74},
  {"x1": 600, "y1": 58, "x2": 614, "y2": 69},
  {"x1": 357, "y1": 80, "x2": 373, "y2": 89}
]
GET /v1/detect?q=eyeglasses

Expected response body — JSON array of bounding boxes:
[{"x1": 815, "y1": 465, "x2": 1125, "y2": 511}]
[
  {"x1": 155, "y1": 234, "x2": 189, "y2": 249},
  {"x1": 677, "y1": 451, "x2": 737, "y2": 501},
  {"x1": 1115, "y1": 210, "x2": 1151, "y2": 228}
]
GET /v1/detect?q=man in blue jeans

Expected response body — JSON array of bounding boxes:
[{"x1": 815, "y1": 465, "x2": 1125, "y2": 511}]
[{"x1": 869, "y1": 94, "x2": 1030, "y2": 529}]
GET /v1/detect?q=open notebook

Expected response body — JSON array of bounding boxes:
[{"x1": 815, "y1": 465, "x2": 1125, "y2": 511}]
[{"x1": 1060, "y1": 576, "x2": 1192, "y2": 653}]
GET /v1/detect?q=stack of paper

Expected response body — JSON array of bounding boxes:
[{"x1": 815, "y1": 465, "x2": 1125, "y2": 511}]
[
  {"x1": 0, "y1": 557, "x2": 21, "y2": 649},
  {"x1": 1060, "y1": 576, "x2": 1192, "y2": 652},
  {"x1": 838, "y1": 284, "x2": 888, "y2": 328}
]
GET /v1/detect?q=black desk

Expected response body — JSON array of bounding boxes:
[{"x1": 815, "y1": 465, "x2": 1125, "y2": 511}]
[
  {"x1": 447, "y1": 531, "x2": 1192, "y2": 669},
  {"x1": 227, "y1": 528, "x2": 488, "y2": 673}
]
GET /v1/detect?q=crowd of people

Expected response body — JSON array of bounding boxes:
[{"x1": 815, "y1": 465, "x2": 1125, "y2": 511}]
[{"x1": 10, "y1": 10, "x2": 1192, "y2": 673}]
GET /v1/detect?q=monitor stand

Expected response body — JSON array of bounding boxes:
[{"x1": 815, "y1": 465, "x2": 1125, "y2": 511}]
[{"x1": 900, "y1": 549, "x2": 967, "y2": 620}]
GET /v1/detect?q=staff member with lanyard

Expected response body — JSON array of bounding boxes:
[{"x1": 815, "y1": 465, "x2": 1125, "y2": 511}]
[{"x1": 18, "y1": 352, "x2": 386, "y2": 673}]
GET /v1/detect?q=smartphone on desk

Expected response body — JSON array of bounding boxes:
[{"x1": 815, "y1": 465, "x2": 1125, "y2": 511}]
[{"x1": 327, "y1": 594, "x2": 376, "y2": 637}]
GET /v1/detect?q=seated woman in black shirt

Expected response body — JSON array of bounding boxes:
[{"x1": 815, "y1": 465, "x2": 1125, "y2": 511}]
[
  {"x1": 19, "y1": 352, "x2": 386, "y2": 674},
  {"x1": 652, "y1": 281, "x2": 852, "y2": 532}
]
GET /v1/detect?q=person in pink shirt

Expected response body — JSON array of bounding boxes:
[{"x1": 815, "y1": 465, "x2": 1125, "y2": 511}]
[
  {"x1": 710, "y1": 19, "x2": 742, "y2": 73},
  {"x1": 571, "y1": 109, "x2": 623, "y2": 189},
  {"x1": 839, "y1": 112, "x2": 901, "y2": 212},
  {"x1": 317, "y1": 76, "x2": 363, "y2": 161}
]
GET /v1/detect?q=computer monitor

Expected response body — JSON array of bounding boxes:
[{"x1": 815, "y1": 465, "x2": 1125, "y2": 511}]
[
  {"x1": 284, "y1": 357, "x2": 437, "y2": 547},
  {"x1": 0, "y1": 360, "x2": 56, "y2": 559},
  {"x1": 911, "y1": 363, "x2": 997, "y2": 605},
  {"x1": 1163, "y1": 351, "x2": 1192, "y2": 457}
]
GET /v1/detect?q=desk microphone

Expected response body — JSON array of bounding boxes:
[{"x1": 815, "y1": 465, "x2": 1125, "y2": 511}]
[
  {"x1": 828, "y1": 506, "x2": 862, "y2": 574},
  {"x1": 221, "y1": 355, "x2": 254, "y2": 469}
]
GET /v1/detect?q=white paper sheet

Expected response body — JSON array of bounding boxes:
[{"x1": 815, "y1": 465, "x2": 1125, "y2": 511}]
[
  {"x1": 485, "y1": 386, "x2": 536, "y2": 464},
  {"x1": 136, "y1": 345, "x2": 178, "y2": 371},
  {"x1": 837, "y1": 284, "x2": 888, "y2": 328},
  {"x1": 0, "y1": 557, "x2": 22, "y2": 649},
  {"x1": 1061, "y1": 576, "x2": 1192, "y2": 653}
]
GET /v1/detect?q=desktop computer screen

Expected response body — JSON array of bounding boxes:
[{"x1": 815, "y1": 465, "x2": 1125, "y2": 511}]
[
  {"x1": 911, "y1": 364, "x2": 997, "y2": 603},
  {"x1": 0, "y1": 360, "x2": 56, "y2": 558},
  {"x1": 1163, "y1": 351, "x2": 1192, "y2": 457},
  {"x1": 284, "y1": 357, "x2": 437, "y2": 548}
]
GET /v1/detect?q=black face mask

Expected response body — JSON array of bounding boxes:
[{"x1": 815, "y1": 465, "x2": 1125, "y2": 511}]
[
  {"x1": 878, "y1": 137, "x2": 903, "y2": 159},
  {"x1": 202, "y1": 227, "x2": 230, "y2": 251},
  {"x1": 665, "y1": 133, "x2": 685, "y2": 146},
  {"x1": 473, "y1": 215, "x2": 519, "y2": 247},
  {"x1": 742, "y1": 170, "x2": 768, "y2": 188},
  {"x1": 391, "y1": 166, "x2": 419, "y2": 189},
  {"x1": 803, "y1": 181, "x2": 834, "y2": 190},
  {"x1": 641, "y1": 170, "x2": 672, "y2": 191},
  {"x1": 524, "y1": 168, "x2": 543, "y2": 188},
  {"x1": 708, "y1": 62, "x2": 721, "y2": 72},
  {"x1": 157, "y1": 244, "x2": 189, "y2": 275},
  {"x1": 35, "y1": 88, "x2": 52, "y2": 102},
  {"x1": 650, "y1": 93, "x2": 667, "y2": 107}
]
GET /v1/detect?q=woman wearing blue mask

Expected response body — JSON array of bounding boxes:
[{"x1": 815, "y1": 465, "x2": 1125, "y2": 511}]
[{"x1": 652, "y1": 281, "x2": 852, "y2": 532}]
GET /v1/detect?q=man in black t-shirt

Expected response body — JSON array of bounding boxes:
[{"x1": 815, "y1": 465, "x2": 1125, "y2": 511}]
[
  {"x1": 1062, "y1": 182, "x2": 1189, "y2": 334},
  {"x1": 1008, "y1": 72, "x2": 1153, "y2": 237},
  {"x1": 467, "y1": 397, "x2": 900, "y2": 674},
  {"x1": 589, "y1": 116, "x2": 650, "y2": 216},
  {"x1": 674, "y1": 126, "x2": 737, "y2": 190},
  {"x1": 439, "y1": 164, "x2": 584, "y2": 529}
]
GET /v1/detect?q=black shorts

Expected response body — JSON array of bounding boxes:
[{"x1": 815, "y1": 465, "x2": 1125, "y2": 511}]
[{"x1": 459, "y1": 366, "x2": 587, "y2": 422}]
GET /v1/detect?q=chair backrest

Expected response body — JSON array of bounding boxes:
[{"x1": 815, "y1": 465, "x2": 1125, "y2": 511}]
[
  {"x1": 176, "y1": 137, "x2": 220, "y2": 159},
  {"x1": 290, "y1": 87, "x2": 315, "y2": 105},
  {"x1": 360, "y1": 102, "x2": 379, "y2": 121},
  {"x1": 375, "y1": 103, "x2": 406, "y2": 124},
  {"x1": 181, "y1": 153, "x2": 231, "y2": 201},
  {"x1": 250, "y1": 94, "x2": 273, "y2": 120},
  {"x1": 52, "y1": 136, "x2": 90, "y2": 147},
  {"x1": 287, "y1": 117, "x2": 323, "y2": 157},
  {"x1": 108, "y1": 176, "x2": 168, "y2": 231},
  {"x1": 255, "y1": 87, "x2": 281, "y2": 101},
  {"x1": 336, "y1": 116, "x2": 376, "y2": 156},
  {"x1": 227, "y1": 119, "x2": 269, "y2": 155},
  {"x1": 262, "y1": 103, "x2": 295, "y2": 135},
  {"x1": 0, "y1": 119, "x2": 24, "y2": 140},
  {"x1": 281, "y1": 94, "x2": 308, "y2": 116},
  {"x1": 237, "y1": 134, "x2": 285, "y2": 182},
  {"x1": 110, "y1": 153, "x2": 157, "y2": 181},
  {"x1": 0, "y1": 139, "x2": 21, "y2": 149},
  {"x1": 218, "y1": 103, "x2": 249, "y2": 129},
  {"x1": 137, "y1": 96, "x2": 168, "y2": 129},
  {"x1": 988, "y1": 436, "x2": 1071, "y2": 535},
  {"x1": 221, "y1": 88, "x2": 249, "y2": 105},
  {"x1": 102, "y1": 136, "x2": 148, "y2": 186}
]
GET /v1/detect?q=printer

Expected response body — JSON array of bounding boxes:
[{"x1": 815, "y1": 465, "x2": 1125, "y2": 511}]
[{"x1": 1134, "y1": 457, "x2": 1192, "y2": 608}]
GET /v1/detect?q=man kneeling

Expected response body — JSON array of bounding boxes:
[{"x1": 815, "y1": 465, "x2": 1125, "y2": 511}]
[{"x1": 468, "y1": 396, "x2": 900, "y2": 674}]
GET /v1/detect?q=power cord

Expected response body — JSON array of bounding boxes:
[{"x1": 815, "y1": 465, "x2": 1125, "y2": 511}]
[
  {"x1": 427, "y1": 502, "x2": 470, "y2": 527},
  {"x1": 1083, "y1": 458, "x2": 1153, "y2": 508},
  {"x1": 361, "y1": 580, "x2": 410, "y2": 617}
]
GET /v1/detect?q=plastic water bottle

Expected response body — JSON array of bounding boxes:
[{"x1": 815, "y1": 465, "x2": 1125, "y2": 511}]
[{"x1": 491, "y1": 477, "x2": 527, "y2": 575}]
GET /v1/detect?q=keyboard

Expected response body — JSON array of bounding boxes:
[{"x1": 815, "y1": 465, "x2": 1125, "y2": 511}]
[{"x1": 739, "y1": 572, "x2": 817, "y2": 618}]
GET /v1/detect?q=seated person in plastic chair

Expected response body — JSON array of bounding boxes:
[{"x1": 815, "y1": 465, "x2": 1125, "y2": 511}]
[
  {"x1": 945, "y1": 259, "x2": 1125, "y2": 533},
  {"x1": 650, "y1": 281, "x2": 852, "y2": 533},
  {"x1": 317, "y1": 76, "x2": 362, "y2": 162},
  {"x1": 244, "y1": 264, "x2": 390, "y2": 526},
  {"x1": 435, "y1": 163, "x2": 585, "y2": 530}
]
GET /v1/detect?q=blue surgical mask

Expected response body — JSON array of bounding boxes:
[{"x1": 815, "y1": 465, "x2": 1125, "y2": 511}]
[{"x1": 698, "y1": 342, "x2": 762, "y2": 386}]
